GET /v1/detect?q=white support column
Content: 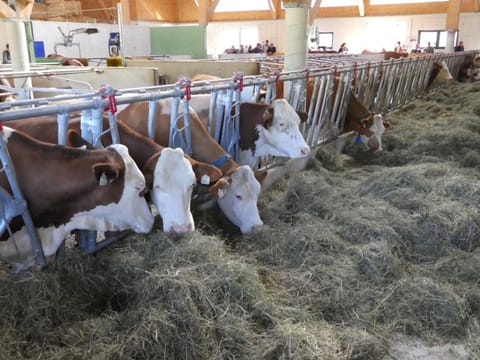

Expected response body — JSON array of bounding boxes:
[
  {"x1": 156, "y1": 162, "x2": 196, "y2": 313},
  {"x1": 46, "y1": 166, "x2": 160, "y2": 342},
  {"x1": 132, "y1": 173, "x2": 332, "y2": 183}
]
[
  {"x1": 445, "y1": 30, "x2": 456, "y2": 53},
  {"x1": 5, "y1": 19, "x2": 32, "y2": 99},
  {"x1": 283, "y1": 1, "x2": 309, "y2": 98}
]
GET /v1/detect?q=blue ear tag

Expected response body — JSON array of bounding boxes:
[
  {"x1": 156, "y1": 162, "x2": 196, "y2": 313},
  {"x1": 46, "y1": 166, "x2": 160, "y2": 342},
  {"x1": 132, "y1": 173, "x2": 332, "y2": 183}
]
[{"x1": 355, "y1": 134, "x2": 362, "y2": 143}]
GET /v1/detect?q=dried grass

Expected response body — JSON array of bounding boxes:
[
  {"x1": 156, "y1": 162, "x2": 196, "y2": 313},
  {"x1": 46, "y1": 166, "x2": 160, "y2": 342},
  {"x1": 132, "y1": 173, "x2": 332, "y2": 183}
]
[{"x1": 1, "y1": 81, "x2": 480, "y2": 359}]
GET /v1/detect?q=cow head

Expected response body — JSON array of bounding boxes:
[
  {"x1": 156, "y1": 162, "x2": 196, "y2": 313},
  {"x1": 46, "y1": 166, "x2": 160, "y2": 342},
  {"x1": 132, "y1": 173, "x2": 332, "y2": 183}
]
[
  {"x1": 429, "y1": 61, "x2": 454, "y2": 87},
  {"x1": 143, "y1": 147, "x2": 196, "y2": 234},
  {"x1": 472, "y1": 67, "x2": 480, "y2": 81},
  {"x1": 357, "y1": 114, "x2": 386, "y2": 152},
  {"x1": 209, "y1": 165, "x2": 263, "y2": 234},
  {"x1": 76, "y1": 143, "x2": 154, "y2": 234},
  {"x1": 253, "y1": 99, "x2": 311, "y2": 159}
]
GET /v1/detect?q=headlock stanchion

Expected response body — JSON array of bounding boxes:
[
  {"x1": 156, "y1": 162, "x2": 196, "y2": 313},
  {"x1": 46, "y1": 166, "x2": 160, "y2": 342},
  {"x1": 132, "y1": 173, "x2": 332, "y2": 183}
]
[
  {"x1": 169, "y1": 77, "x2": 193, "y2": 155},
  {"x1": 0, "y1": 122, "x2": 46, "y2": 268},
  {"x1": 0, "y1": 51, "x2": 478, "y2": 268}
]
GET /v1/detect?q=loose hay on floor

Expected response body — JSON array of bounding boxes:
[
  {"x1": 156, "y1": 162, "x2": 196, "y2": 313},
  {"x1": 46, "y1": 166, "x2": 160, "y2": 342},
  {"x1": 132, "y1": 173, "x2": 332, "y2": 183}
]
[{"x1": 1, "y1": 81, "x2": 480, "y2": 359}]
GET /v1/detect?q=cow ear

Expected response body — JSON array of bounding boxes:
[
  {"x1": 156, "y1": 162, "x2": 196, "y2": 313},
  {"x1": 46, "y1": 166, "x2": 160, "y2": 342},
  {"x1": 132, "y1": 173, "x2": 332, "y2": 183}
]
[
  {"x1": 296, "y1": 111, "x2": 308, "y2": 123},
  {"x1": 383, "y1": 120, "x2": 392, "y2": 129},
  {"x1": 208, "y1": 178, "x2": 230, "y2": 199},
  {"x1": 262, "y1": 107, "x2": 274, "y2": 126},
  {"x1": 254, "y1": 169, "x2": 268, "y2": 184},
  {"x1": 141, "y1": 153, "x2": 160, "y2": 190},
  {"x1": 184, "y1": 154, "x2": 222, "y2": 184},
  {"x1": 67, "y1": 130, "x2": 95, "y2": 149},
  {"x1": 93, "y1": 163, "x2": 120, "y2": 185},
  {"x1": 360, "y1": 115, "x2": 372, "y2": 128}
]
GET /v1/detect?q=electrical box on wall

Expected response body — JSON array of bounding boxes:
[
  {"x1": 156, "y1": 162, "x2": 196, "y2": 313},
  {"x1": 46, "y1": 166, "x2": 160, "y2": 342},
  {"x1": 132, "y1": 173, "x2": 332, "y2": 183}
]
[{"x1": 108, "y1": 32, "x2": 120, "y2": 57}]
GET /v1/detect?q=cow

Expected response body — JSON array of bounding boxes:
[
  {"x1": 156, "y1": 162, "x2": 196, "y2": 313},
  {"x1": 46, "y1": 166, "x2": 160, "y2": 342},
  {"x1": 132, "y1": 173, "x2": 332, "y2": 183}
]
[
  {"x1": 117, "y1": 99, "x2": 264, "y2": 234},
  {"x1": 427, "y1": 61, "x2": 454, "y2": 88},
  {"x1": 0, "y1": 126, "x2": 154, "y2": 271},
  {"x1": 46, "y1": 53, "x2": 87, "y2": 66},
  {"x1": 0, "y1": 78, "x2": 15, "y2": 103},
  {"x1": 6, "y1": 115, "x2": 223, "y2": 234},
  {"x1": 188, "y1": 93, "x2": 311, "y2": 169},
  {"x1": 267, "y1": 76, "x2": 388, "y2": 153},
  {"x1": 457, "y1": 55, "x2": 480, "y2": 82},
  {"x1": 361, "y1": 49, "x2": 409, "y2": 60}
]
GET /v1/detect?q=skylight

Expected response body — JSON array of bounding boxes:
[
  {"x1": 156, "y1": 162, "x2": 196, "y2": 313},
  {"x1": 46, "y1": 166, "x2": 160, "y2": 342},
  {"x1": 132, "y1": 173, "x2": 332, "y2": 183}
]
[
  {"x1": 314, "y1": 0, "x2": 359, "y2": 7},
  {"x1": 370, "y1": 0, "x2": 447, "y2": 4},
  {"x1": 215, "y1": 0, "x2": 270, "y2": 13}
]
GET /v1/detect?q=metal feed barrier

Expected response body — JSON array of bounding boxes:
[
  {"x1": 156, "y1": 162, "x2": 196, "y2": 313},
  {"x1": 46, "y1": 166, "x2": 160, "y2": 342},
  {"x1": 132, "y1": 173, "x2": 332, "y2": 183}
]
[{"x1": 0, "y1": 51, "x2": 477, "y2": 268}]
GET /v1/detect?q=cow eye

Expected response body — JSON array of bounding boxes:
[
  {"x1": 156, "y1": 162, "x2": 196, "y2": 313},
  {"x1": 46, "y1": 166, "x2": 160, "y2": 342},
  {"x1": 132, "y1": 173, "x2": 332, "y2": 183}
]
[
  {"x1": 279, "y1": 122, "x2": 285, "y2": 127},
  {"x1": 236, "y1": 194, "x2": 243, "y2": 200}
]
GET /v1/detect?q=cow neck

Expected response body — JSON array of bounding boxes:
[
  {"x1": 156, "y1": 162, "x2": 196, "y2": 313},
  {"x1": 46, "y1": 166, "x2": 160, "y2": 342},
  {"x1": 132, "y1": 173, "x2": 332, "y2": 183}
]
[
  {"x1": 342, "y1": 90, "x2": 373, "y2": 135},
  {"x1": 239, "y1": 103, "x2": 269, "y2": 152},
  {"x1": 114, "y1": 121, "x2": 163, "y2": 169},
  {"x1": 218, "y1": 158, "x2": 239, "y2": 177}
]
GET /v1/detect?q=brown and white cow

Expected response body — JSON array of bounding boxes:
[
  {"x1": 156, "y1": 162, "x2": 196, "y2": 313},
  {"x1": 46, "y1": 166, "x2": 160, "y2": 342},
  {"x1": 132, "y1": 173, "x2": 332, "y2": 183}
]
[
  {"x1": 117, "y1": 100, "x2": 264, "y2": 234},
  {"x1": 427, "y1": 61, "x2": 454, "y2": 88},
  {"x1": 6, "y1": 115, "x2": 222, "y2": 234},
  {"x1": 270, "y1": 77, "x2": 387, "y2": 153},
  {"x1": 0, "y1": 126, "x2": 154, "y2": 270},
  {"x1": 188, "y1": 94, "x2": 311, "y2": 169}
]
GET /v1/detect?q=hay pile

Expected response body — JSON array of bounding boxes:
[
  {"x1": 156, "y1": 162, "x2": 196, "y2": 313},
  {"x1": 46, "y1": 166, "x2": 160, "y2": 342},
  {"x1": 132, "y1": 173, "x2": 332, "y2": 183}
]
[{"x1": 0, "y1": 81, "x2": 479, "y2": 359}]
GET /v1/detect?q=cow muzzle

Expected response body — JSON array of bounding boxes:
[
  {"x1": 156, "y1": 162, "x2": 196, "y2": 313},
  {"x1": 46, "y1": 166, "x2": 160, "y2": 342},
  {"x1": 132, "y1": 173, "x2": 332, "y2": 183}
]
[
  {"x1": 367, "y1": 136, "x2": 380, "y2": 152},
  {"x1": 300, "y1": 146, "x2": 311, "y2": 157},
  {"x1": 170, "y1": 222, "x2": 195, "y2": 234}
]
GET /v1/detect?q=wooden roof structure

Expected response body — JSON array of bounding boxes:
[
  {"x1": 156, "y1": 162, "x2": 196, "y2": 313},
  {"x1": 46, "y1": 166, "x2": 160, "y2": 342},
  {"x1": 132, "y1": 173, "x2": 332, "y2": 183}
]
[{"x1": 1, "y1": 0, "x2": 479, "y2": 29}]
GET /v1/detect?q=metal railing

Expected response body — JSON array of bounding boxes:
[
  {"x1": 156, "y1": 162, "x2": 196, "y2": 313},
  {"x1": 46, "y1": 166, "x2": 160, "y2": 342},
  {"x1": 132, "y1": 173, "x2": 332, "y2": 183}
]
[{"x1": 0, "y1": 51, "x2": 477, "y2": 267}]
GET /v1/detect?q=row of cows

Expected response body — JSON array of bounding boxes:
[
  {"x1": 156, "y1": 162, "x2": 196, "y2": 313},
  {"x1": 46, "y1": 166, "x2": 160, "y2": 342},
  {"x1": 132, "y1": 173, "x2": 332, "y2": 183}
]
[{"x1": 0, "y1": 52, "x2": 477, "y2": 271}]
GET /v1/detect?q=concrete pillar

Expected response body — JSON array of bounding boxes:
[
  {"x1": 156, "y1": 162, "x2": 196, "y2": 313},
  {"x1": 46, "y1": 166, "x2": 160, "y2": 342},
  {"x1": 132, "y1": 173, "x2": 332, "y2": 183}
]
[
  {"x1": 283, "y1": 1, "x2": 309, "y2": 98},
  {"x1": 5, "y1": 19, "x2": 32, "y2": 99},
  {"x1": 445, "y1": 30, "x2": 456, "y2": 53}
]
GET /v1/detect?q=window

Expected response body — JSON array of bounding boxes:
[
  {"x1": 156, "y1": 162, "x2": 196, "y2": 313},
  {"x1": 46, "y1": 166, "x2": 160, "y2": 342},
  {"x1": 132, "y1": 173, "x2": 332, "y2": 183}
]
[
  {"x1": 215, "y1": 0, "x2": 270, "y2": 12},
  {"x1": 315, "y1": 0, "x2": 359, "y2": 6},
  {"x1": 220, "y1": 27, "x2": 259, "y2": 52},
  {"x1": 309, "y1": 29, "x2": 333, "y2": 49},
  {"x1": 370, "y1": 0, "x2": 446, "y2": 4},
  {"x1": 418, "y1": 30, "x2": 458, "y2": 49}
]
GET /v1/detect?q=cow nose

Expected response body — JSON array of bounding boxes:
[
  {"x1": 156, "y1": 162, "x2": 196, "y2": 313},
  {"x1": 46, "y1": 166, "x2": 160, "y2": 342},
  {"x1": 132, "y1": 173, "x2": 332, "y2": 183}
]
[
  {"x1": 241, "y1": 221, "x2": 263, "y2": 234},
  {"x1": 252, "y1": 223, "x2": 264, "y2": 231},
  {"x1": 367, "y1": 137, "x2": 380, "y2": 152},
  {"x1": 171, "y1": 223, "x2": 195, "y2": 234},
  {"x1": 301, "y1": 146, "x2": 311, "y2": 157}
]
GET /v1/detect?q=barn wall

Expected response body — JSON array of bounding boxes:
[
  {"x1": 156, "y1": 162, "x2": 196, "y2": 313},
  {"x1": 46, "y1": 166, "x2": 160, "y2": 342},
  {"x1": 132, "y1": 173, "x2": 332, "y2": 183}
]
[
  {"x1": 150, "y1": 26, "x2": 207, "y2": 59},
  {"x1": 205, "y1": 12, "x2": 480, "y2": 57},
  {"x1": 125, "y1": 59, "x2": 260, "y2": 84},
  {"x1": 1, "y1": 12, "x2": 479, "y2": 61},
  {"x1": 0, "y1": 20, "x2": 151, "y2": 59}
]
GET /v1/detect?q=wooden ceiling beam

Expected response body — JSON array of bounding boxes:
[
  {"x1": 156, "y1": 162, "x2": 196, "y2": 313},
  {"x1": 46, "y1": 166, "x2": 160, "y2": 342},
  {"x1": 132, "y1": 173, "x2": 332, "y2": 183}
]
[
  {"x1": 309, "y1": 0, "x2": 321, "y2": 25},
  {"x1": 198, "y1": 0, "x2": 208, "y2": 25},
  {"x1": 268, "y1": 0, "x2": 281, "y2": 19},
  {"x1": 15, "y1": 0, "x2": 34, "y2": 18},
  {"x1": 446, "y1": 0, "x2": 461, "y2": 30},
  {"x1": 0, "y1": 1, "x2": 16, "y2": 18},
  {"x1": 208, "y1": 0, "x2": 220, "y2": 19},
  {"x1": 359, "y1": 0, "x2": 369, "y2": 16}
]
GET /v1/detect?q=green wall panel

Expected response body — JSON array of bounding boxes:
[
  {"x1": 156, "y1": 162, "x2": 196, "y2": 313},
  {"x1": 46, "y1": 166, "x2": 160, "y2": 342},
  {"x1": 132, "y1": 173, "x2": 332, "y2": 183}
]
[{"x1": 150, "y1": 26, "x2": 206, "y2": 59}]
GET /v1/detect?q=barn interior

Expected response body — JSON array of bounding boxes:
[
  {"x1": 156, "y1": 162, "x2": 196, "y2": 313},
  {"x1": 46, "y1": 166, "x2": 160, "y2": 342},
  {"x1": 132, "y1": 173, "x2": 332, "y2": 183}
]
[{"x1": 1, "y1": 1, "x2": 480, "y2": 360}]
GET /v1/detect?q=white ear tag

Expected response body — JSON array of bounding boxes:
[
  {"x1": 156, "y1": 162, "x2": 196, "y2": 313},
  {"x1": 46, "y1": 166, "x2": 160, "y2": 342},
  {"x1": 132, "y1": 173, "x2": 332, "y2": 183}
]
[
  {"x1": 201, "y1": 175, "x2": 211, "y2": 185},
  {"x1": 99, "y1": 173, "x2": 108, "y2": 186}
]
